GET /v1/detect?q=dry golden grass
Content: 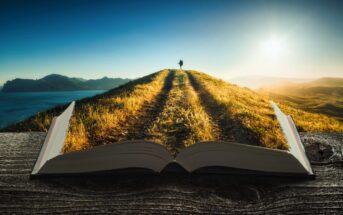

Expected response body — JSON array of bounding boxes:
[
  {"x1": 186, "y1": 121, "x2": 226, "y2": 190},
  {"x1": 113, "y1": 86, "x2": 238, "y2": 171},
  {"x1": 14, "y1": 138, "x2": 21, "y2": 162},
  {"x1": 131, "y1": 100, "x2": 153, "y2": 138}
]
[
  {"x1": 62, "y1": 70, "x2": 170, "y2": 152},
  {"x1": 183, "y1": 72, "x2": 220, "y2": 144},
  {"x1": 4, "y1": 69, "x2": 342, "y2": 154},
  {"x1": 146, "y1": 70, "x2": 218, "y2": 155},
  {"x1": 277, "y1": 103, "x2": 343, "y2": 132},
  {"x1": 188, "y1": 70, "x2": 343, "y2": 148},
  {"x1": 188, "y1": 70, "x2": 288, "y2": 150}
]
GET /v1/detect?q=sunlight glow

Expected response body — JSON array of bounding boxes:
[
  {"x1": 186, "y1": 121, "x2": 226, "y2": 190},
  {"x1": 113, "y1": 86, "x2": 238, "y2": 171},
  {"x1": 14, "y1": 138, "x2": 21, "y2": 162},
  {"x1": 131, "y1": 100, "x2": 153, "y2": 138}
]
[
  {"x1": 230, "y1": 33, "x2": 295, "y2": 78},
  {"x1": 259, "y1": 35, "x2": 289, "y2": 59}
]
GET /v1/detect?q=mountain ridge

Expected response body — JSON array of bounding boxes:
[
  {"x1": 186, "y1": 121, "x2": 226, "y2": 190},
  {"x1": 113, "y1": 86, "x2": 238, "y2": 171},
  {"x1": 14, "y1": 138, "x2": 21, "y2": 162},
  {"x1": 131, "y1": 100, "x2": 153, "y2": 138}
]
[
  {"x1": 2, "y1": 74, "x2": 131, "y2": 92},
  {"x1": 229, "y1": 75, "x2": 313, "y2": 89},
  {"x1": 306, "y1": 77, "x2": 343, "y2": 87}
]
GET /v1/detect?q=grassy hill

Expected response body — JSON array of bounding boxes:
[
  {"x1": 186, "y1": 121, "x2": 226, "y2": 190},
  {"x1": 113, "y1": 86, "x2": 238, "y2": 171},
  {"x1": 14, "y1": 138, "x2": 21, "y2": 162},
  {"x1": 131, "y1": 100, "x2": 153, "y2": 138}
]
[
  {"x1": 229, "y1": 76, "x2": 311, "y2": 89},
  {"x1": 308, "y1": 77, "x2": 343, "y2": 87},
  {"x1": 259, "y1": 77, "x2": 343, "y2": 120},
  {"x1": 3, "y1": 70, "x2": 343, "y2": 154}
]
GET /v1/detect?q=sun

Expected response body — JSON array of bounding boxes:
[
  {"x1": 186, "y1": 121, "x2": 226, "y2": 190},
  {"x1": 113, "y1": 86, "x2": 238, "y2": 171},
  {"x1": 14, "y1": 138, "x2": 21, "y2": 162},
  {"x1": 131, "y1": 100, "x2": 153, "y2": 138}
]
[{"x1": 259, "y1": 35, "x2": 288, "y2": 59}]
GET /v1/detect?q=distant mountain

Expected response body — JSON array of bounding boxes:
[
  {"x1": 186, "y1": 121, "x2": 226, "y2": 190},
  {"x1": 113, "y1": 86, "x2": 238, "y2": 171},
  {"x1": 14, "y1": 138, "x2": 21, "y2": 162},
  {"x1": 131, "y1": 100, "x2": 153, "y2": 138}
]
[
  {"x1": 2, "y1": 74, "x2": 131, "y2": 92},
  {"x1": 304, "y1": 77, "x2": 343, "y2": 87},
  {"x1": 259, "y1": 77, "x2": 343, "y2": 120},
  {"x1": 229, "y1": 75, "x2": 312, "y2": 89}
]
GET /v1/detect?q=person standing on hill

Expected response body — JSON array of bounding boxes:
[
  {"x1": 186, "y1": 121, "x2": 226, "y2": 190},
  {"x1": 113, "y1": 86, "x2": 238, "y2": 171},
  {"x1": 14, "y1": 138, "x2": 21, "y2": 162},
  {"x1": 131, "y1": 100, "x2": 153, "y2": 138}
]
[{"x1": 178, "y1": 60, "x2": 183, "y2": 70}]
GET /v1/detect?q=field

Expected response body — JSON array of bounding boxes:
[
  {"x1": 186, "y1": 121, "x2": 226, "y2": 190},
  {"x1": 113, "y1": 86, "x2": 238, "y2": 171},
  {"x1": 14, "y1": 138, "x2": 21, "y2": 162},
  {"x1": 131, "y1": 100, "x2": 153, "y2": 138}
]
[
  {"x1": 259, "y1": 77, "x2": 343, "y2": 121},
  {"x1": 3, "y1": 70, "x2": 343, "y2": 154}
]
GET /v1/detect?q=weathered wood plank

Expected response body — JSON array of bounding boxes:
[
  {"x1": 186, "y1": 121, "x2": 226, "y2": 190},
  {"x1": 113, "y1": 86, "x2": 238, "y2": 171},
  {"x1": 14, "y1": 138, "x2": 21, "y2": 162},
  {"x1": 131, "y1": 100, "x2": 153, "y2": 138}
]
[{"x1": 0, "y1": 132, "x2": 342, "y2": 214}]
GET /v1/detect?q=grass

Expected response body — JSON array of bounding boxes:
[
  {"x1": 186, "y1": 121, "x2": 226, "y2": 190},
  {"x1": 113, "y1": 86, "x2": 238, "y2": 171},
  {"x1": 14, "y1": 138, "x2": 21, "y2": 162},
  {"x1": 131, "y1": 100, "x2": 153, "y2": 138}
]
[
  {"x1": 259, "y1": 79, "x2": 343, "y2": 125},
  {"x1": 188, "y1": 70, "x2": 288, "y2": 150},
  {"x1": 260, "y1": 87, "x2": 343, "y2": 121},
  {"x1": 3, "y1": 69, "x2": 342, "y2": 154},
  {"x1": 145, "y1": 70, "x2": 219, "y2": 155},
  {"x1": 2, "y1": 70, "x2": 170, "y2": 152},
  {"x1": 63, "y1": 69, "x2": 170, "y2": 152},
  {"x1": 189, "y1": 70, "x2": 343, "y2": 148},
  {"x1": 277, "y1": 102, "x2": 343, "y2": 133}
]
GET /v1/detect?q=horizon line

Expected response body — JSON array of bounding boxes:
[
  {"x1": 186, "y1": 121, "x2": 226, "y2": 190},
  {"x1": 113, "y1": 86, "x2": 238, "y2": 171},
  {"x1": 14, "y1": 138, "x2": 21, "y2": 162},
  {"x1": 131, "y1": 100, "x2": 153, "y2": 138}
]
[{"x1": 1, "y1": 69, "x2": 343, "y2": 86}]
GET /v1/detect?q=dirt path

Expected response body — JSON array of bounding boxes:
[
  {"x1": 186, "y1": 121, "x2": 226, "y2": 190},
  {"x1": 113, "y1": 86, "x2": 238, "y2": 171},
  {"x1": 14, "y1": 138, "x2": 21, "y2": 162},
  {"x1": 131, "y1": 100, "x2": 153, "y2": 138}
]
[
  {"x1": 97, "y1": 70, "x2": 176, "y2": 144},
  {"x1": 187, "y1": 71, "x2": 241, "y2": 143},
  {"x1": 123, "y1": 70, "x2": 175, "y2": 140},
  {"x1": 145, "y1": 70, "x2": 220, "y2": 156},
  {"x1": 62, "y1": 70, "x2": 172, "y2": 151}
]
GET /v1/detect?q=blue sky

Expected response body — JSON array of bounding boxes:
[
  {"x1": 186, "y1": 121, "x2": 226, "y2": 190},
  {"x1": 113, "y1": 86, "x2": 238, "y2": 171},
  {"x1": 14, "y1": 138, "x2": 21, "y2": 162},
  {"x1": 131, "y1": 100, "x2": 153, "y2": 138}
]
[{"x1": 0, "y1": 0, "x2": 342, "y2": 85}]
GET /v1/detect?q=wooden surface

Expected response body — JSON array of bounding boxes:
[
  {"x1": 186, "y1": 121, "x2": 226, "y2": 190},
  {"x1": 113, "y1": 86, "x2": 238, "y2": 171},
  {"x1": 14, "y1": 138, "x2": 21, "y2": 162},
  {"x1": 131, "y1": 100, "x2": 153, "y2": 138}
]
[{"x1": 0, "y1": 132, "x2": 342, "y2": 214}]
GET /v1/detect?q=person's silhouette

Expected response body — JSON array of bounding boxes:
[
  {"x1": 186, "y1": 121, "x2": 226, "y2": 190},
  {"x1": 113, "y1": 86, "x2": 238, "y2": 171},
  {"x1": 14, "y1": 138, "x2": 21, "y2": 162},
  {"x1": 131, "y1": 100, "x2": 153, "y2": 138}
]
[{"x1": 178, "y1": 60, "x2": 183, "y2": 70}]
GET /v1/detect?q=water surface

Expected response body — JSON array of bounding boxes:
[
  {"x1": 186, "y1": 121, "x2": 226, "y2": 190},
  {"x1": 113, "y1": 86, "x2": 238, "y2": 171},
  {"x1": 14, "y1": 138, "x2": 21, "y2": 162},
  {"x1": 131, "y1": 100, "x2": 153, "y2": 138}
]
[{"x1": 0, "y1": 90, "x2": 105, "y2": 129}]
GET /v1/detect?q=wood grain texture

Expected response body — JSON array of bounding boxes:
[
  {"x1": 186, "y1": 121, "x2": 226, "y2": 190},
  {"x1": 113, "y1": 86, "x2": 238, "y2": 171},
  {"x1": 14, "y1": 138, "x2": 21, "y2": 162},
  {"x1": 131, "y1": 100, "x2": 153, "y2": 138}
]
[{"x1": 0, "y1": 132, "x2": 342, "y2": 214}]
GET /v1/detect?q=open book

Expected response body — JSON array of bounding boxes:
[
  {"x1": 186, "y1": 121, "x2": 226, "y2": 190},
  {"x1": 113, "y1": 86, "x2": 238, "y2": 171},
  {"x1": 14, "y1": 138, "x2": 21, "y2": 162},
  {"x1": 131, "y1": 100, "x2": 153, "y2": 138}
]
[{"x1": 31, "y1": 101, "x2": 314, "y2": 177}]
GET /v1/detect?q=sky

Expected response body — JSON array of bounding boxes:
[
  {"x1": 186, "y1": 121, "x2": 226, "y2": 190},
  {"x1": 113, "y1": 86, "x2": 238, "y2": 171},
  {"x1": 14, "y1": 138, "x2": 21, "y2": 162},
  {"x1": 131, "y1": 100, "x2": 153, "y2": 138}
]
[{"x1": 0, "y1": 0, "x2": 343, "y2": 85}]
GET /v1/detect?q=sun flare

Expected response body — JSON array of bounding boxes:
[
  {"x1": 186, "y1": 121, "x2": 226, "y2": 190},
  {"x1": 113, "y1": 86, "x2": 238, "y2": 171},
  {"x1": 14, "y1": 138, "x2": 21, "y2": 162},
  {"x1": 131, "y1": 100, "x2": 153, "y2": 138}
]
[{"x1": 259, "y1": 35, "x2": 288, "y2": 58}]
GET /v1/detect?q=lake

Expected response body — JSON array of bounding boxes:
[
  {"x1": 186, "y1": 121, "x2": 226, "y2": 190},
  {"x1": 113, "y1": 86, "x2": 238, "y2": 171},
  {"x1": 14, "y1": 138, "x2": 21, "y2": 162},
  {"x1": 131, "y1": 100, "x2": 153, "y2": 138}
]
[{"x1": 0, "y1": 90, "x2": 106, "y2": 129}]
